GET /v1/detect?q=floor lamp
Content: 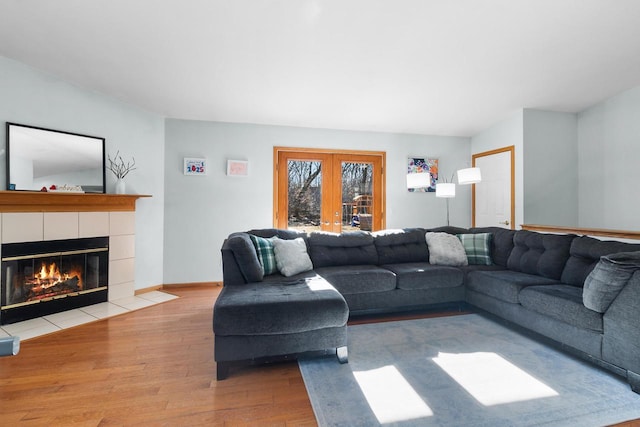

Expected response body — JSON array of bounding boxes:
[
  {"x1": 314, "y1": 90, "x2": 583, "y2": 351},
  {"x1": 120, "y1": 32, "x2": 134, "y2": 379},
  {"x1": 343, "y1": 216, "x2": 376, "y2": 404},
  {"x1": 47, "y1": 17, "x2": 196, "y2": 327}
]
[{"x1": 435, "y1": 167, "x2": 482, "y2": 226}]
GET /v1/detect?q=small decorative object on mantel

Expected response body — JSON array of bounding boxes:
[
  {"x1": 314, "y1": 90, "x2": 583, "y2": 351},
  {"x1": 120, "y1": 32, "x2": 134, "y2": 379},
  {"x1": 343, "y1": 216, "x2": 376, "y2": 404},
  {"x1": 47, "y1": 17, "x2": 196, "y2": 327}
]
[
  {"x1": 108, "y1": 151, "x2": 136, "y2": 194},
  {"x1": 47, "y1": 184, "x2": 84, "y2": 193}
]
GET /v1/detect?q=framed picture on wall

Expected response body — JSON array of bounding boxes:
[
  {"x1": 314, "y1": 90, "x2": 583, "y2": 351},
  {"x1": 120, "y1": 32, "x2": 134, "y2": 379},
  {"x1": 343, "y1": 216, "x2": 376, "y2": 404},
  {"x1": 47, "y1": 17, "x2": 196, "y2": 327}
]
[
  {"x1": 407, "y1": 157, "x2": 438, "y2": 192},
  {"x1": 184, "y1": 157, "x2": 207, "y2": 175},
  {"x1": 227, "y1": 160, "x2": 249, "y2": 177}
]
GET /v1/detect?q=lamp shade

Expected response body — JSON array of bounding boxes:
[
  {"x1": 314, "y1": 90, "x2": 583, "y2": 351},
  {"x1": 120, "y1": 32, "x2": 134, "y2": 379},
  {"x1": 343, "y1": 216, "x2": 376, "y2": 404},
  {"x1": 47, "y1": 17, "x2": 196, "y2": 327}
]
[
  {"x1": 406, "y1": 172, "x2": 431, "y2": 189},
  {"x1": 435, "y1": 182, "x2": 456, "y2": 198},
  {"x1": 457, "y1": 167, "x2": 482, "y2": 185}
]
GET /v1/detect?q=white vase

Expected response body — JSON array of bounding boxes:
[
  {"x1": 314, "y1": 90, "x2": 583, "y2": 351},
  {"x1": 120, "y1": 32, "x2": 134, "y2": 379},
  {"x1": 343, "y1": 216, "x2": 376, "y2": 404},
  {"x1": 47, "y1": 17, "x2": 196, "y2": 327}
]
[{"x1": 115, "y1": 178, "x2": 126, "y2": 194}]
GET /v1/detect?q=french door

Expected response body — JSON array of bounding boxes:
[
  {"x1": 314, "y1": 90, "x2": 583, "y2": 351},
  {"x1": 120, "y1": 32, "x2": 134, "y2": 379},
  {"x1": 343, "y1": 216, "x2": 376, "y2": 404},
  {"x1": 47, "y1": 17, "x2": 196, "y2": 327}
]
[{"x1": 274, "y1": 148, "x2": 385, "y2": 233}]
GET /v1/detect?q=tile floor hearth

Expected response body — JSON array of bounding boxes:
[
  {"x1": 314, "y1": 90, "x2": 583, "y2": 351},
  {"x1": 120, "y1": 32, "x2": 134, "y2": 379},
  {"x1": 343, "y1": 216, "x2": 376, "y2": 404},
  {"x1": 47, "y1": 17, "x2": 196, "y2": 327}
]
[{"x1": 0, "y1": 291, "x2": 178, "y2": 341}]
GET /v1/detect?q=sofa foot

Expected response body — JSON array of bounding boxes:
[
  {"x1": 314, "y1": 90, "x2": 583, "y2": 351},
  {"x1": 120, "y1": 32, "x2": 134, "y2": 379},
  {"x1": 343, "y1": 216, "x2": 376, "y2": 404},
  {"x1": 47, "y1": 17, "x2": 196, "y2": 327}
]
[
  {"x1": 216, "y1": 362, "x2": 229, "y2": 381},
  {"x1": 337, "y1": 346, "x2": 348, "y2": 364}
]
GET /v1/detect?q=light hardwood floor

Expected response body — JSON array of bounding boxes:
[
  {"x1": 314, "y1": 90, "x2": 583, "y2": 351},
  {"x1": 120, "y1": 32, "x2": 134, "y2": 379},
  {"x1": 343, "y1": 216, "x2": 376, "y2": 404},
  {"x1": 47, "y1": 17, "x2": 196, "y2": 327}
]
[{"x1": 1, "y1": 285, "x2": 638, "y2": 426}]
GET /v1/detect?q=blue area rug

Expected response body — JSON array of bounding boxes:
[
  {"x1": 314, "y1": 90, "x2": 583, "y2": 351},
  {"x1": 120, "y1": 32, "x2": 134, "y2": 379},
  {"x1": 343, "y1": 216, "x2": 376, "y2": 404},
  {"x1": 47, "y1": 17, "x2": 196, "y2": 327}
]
[{"x1": 299, "y1": 314, "x2": 640, "y2": 426}]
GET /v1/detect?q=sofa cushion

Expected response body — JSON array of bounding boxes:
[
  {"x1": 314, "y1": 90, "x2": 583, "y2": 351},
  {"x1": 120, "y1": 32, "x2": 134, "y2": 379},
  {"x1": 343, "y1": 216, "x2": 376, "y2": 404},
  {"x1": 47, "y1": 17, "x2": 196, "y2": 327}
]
[
  {"x1": 561, "y1": 236, "x2": 640, "y2": 287},
  {"x1": 314, "y1": 265, "x2": 397, "y2": 295},
  {"x1": 272, "y1": 237, "x2": 314, "y2": 277},
  {"x1": 374, "y1": 228, "x2": 428, "y2": 264},
  {"x1": 425, "y1": 232, "x2": 468, "y2": 266},
  {"x1": 309, "y1": 231, "x2": 378, "y2": 268},
  {"x1": 583, "y1": 251, "x2": 640, "y2": 313},
  {"x1": 470, "y1": 227, "x2": 516, "y2": 267},
  {"x1": 382, "y1": 262, "x2": 463, "y2": 290},
  {"x1": 507, "y1": 231, "x2": 574, "y2": 280},
  {"x1": 519, "y1": 285, "x2": 603, "y2": 332},
  {"x1": 466, "y1": 270, "x2": 559, "y2": 304},
  {"x1": 249, "y1": 235, "x2": 278, "y2": 276},
  {"x1": 457, "y1": 233, "x2": 492, "y2": 265},
  {"x1": 213, "y1": 275, "x2": 348, "y2": 336}
]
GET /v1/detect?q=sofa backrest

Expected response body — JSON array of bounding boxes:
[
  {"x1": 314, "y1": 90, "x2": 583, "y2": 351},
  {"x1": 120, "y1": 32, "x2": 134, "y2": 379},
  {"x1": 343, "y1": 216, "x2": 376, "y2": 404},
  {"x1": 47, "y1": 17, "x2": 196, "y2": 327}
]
[
  {"x1": 247, "y1": 228, "x2": 307, "y2": 241},
  {"x1": 373, "y1": 228, "x2": 429, "y2": 265},
  {"x1": 222, "y1": 229, "x2": 308, "y2": 285},
  {"x1": 507, "y1": 230, "x2": 575, "y2": 280},
  {"x1": 561, "y1": 236, "x2": 640, "y2": 287},
  {"x1": 308, "y1": 231, "x2": 378, "y2": 268},
  {"x1": 470, "y1": 227, "x2": 517, "y2": 267}
]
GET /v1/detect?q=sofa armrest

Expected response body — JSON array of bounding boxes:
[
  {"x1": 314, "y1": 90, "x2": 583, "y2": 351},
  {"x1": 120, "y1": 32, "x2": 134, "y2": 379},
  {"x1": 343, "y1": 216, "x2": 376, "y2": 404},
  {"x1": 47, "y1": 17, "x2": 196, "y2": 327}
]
[
  {"x1": 603, "y1": 270, "x2": 640, "y2": 375},
  {"x1": 221, "y1": 233, "x2": 263, "y2": 285}
]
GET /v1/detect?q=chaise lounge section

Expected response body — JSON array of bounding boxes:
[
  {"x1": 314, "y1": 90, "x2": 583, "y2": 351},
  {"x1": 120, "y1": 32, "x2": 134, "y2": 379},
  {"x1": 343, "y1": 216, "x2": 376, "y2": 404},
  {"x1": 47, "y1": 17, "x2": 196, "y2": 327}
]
[{"x1": 214, "y1": 226, "x2": 640, "y2": 392}]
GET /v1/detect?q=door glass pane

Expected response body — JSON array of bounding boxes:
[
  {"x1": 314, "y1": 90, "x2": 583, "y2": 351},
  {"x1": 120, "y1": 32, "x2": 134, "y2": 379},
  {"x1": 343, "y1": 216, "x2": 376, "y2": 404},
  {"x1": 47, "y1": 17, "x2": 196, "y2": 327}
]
[
  {"x1": 342, "y1": 162, "x2": 373, "y2": 231},
  {"x1": 287, "y1": 160, "x2": 322, "y2": 232}
]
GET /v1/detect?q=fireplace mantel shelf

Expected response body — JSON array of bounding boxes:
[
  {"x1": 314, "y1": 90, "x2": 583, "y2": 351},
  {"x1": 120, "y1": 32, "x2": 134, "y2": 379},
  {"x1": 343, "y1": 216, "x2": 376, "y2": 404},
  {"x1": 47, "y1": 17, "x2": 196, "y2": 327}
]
[{"x1": 0, "y1": 191, "x2": 151, "y2": 213}]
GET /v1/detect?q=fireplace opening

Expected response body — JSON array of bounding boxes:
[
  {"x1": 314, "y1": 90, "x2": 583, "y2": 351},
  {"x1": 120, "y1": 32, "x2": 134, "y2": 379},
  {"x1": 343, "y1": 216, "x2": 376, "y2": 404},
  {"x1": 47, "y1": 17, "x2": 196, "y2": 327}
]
[{"x1": 1, "y1": 237, "x2": 108, "y2": 325}]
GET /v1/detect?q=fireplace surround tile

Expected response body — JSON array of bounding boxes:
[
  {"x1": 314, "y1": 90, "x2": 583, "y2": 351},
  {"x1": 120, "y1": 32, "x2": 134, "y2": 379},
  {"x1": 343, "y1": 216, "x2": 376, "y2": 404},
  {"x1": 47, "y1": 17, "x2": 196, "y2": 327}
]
[
  {"x1": 110, "y1": 295, "x2": 159, "y2": 311},
  {"x1": 109, "y1": 235, "x2": 135, "y2": 261},
  {"x1": 43, "y1": 212, "x2": 79, "y2": 241},
  {"x1": 2, "y1": 213, "x2": 43, "y2": 243},
  {"x1": 109, "y1": 212, "x2": 135, "y2": 236},
  {"x1": 79, "y1": 212, "x2": 110, "y2": 238},
  {"x1": 81, "y1": 301, "x2": 129, "y2": 319},
  {"x1": 110, "y1": 258, "x2": 135, "y2": 285},
  {"x1": 43, "y1": 309, "x2": 98, "y2": 330},
  {"x1": 1, "y1": 316, "x2": 60, "y2": 339},
  {"x1": 109, "y1": 281, "x2": 136, "y2": 301}
]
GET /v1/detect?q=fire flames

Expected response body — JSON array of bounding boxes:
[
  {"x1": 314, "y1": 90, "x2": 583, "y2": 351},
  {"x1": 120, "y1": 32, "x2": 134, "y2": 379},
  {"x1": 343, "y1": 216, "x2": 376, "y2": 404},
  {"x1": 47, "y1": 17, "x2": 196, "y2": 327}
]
[{"x1": 28, "y1": 262, "x2": 83, "y2": 295}]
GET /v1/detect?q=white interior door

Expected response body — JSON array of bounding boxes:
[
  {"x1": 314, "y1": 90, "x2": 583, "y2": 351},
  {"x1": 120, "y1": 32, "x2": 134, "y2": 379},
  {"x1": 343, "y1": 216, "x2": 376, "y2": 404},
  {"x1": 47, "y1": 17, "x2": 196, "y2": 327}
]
[{"x1": 473, "y1": 147, "x2": 514, "y2": 229}]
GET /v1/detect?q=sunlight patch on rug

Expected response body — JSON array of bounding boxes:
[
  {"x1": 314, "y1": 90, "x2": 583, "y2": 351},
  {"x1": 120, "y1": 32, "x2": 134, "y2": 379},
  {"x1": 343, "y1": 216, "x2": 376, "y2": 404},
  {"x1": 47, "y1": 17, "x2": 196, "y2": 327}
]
[
  {"x1": 353, "y1": 365, "x2": 433, "y2": 424},
  {"x1": 433, "y1": 352, "x2": 558, "y2": 406}
]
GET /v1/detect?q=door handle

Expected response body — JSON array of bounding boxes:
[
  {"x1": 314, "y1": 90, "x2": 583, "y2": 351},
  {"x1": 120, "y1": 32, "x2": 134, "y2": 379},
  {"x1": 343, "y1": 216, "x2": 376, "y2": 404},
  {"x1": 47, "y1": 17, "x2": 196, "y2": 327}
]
[
  {"x1": 323, "y1": 221, "x2": 330, "y2": 226},
  {"x1": 499, "y1": 220, "x2": 510, "y2": 226},
  {"x1": 334, "y1": 221, "x2": 341, "y2": 226}
]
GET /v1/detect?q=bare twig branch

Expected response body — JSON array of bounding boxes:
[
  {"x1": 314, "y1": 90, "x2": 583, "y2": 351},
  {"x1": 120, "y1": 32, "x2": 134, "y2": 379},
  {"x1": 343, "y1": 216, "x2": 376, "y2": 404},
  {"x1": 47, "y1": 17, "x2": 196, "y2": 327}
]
[{"x1": 107, "y1": 150, "x2": 137, "y2": 179}]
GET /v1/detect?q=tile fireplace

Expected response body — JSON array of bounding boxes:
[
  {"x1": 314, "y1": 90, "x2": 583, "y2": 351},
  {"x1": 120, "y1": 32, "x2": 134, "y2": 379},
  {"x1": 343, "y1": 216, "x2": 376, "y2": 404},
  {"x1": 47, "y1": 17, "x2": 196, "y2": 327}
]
[
  {"x1": 1, "y1": 237, "x2": 109, "y2": 324},
  {"x1": 0, "y1": 191, "x2": 148, "y2": 329}
]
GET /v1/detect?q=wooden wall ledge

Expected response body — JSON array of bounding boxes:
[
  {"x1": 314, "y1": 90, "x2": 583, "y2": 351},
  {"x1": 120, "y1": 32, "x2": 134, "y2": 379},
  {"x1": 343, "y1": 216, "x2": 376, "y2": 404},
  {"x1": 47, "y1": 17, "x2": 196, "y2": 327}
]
[
  {"x1": 521, "y1": 224, "x2": 640, "y2": 241},
  {"x1": 0, "y1": 191, "x2": 151, "y2": 212}
]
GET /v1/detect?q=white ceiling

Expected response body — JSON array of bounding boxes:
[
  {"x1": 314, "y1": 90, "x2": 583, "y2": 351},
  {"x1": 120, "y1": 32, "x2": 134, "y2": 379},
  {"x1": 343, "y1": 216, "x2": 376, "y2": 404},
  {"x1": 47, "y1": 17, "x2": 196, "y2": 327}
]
[{"x1": 1, "y1": 0, "x2": 640, "y2": 137}]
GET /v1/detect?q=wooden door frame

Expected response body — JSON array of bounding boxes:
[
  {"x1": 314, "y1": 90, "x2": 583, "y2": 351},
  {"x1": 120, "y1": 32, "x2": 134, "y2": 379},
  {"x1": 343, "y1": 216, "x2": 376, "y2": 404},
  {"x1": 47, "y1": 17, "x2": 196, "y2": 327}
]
[
  {"x1": 273, "y1": 147, "x2": 386, "y2": 231},
  {"x1": 472, "y1": 145, "x2": 515, "y2": 229}
]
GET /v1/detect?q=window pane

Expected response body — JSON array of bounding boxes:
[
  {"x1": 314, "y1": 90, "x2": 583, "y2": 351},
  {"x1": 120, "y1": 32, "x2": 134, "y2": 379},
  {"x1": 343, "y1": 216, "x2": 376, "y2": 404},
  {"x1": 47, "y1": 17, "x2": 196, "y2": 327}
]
[
  {"x1": 287, "y1": 160, "x2": 322, "y2": 232},
  {"x1": 342, "y1": 162, "x2": 373, "y2": 231}
]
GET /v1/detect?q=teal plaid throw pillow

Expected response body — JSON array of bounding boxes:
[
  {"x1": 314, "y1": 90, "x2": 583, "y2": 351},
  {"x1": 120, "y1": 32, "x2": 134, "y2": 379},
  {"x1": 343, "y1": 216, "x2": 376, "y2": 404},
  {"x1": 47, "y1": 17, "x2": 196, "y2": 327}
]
[
  {"x1": 249, "y1": 235, "x2": 278, "y2": 276},
  {"x1": 457, "y1": 233, "x2": 493, "y2": 265}
]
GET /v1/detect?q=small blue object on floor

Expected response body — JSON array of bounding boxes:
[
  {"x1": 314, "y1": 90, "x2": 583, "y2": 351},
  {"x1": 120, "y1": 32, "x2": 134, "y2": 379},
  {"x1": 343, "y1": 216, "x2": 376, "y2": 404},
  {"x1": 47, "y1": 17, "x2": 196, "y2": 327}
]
[{"x1": 299, "y1": 314, "x2": 640, "y2": 427}]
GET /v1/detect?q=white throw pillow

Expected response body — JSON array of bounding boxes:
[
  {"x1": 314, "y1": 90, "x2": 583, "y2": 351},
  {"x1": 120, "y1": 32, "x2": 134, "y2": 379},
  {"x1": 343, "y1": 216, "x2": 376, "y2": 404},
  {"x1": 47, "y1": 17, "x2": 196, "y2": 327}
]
[
  {"x1": 271, "y1": 237, "x2": 314, "y2": 277},
  {"x1": 425, "y1": 232, "x2": 469, "y2": 266}
]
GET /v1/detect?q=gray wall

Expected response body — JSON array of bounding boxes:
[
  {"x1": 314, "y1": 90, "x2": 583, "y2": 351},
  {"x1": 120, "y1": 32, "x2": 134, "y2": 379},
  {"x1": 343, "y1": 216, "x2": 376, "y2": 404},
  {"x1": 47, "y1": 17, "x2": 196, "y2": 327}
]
[
  {"x1": 578, "y1": 86, "x2": 640, "y2": 230},
  {"x1": 0, "y1": 55, "x2": 165, "y2": 290},
  {"x1": 523, "y1": 109, "x2": 578, "y2": 226},
  {"x1": 163, "y1": 119, "x2": 472, "y2": 283}
]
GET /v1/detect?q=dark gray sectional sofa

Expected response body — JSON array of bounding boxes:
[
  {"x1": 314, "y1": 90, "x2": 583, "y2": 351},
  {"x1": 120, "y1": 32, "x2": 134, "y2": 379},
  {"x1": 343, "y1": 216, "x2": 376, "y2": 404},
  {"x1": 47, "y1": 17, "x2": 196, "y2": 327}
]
[{"x1": 214, "y1": 226, "x2": 640, "y2": 392}]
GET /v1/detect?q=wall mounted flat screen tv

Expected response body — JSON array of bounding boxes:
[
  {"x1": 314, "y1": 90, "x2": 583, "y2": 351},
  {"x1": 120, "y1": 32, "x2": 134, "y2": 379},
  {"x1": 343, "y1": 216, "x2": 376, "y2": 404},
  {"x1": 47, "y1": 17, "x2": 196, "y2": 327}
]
[{"x1": 6, "y1": 122, "x2": 106, "y2": 193}]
